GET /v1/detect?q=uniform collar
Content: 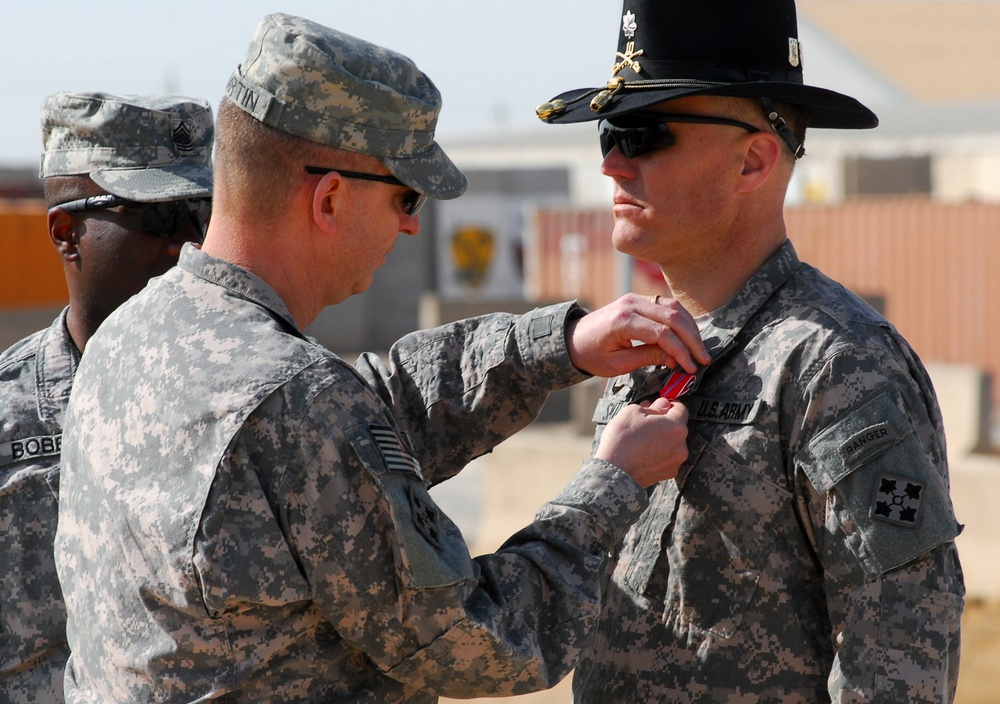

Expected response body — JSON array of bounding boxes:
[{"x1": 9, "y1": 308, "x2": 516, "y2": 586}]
[
  {"x1": 698, "y1": 239, "x2": 801, "y2": 363},
  {"x1": 177, "y1": 243, "x2": 302, "y2": 335},
  {"x1": 33, "y1": 307, "x2": 81, "y2": 428},
  {"x1": 620, "y1": 241, "x2": 801, "y2": 403}
]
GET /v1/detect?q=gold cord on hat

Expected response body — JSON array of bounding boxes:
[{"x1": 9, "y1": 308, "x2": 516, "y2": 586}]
[{"x1": 590, "y1": 77, "x2": 625, "y2": 112}]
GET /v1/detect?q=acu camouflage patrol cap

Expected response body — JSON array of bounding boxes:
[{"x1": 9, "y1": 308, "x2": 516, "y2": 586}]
[
  {"x1": 40, "y1": 92, "x2": 214, "y2": 202},
  {"x1": 225, "y1": 13, "x2": 468, "y2": 201}
]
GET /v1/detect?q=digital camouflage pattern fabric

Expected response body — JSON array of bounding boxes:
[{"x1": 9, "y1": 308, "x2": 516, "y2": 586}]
[
  {"x1": 0, "y1": 309, "x2": 78, "y2": 703},
  {"x1": 55, "y1": 244, "x2": 649, "y2": 703},
  {"x1": 225, "y1": 13, "x2": 466, "y2": 200},
  {"x1": 40, "y1": 92, "x2": 213, "y2": 202},
  {"x1": 576, "y1": 241, "x2": 965, "y2": 703}
]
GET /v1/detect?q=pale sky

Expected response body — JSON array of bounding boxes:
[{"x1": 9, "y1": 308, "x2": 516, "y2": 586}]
[
  {"x1": 2, "y1": 0, "x2": 929, "y2": 172},
  {"x1": 0, "y1": 0, "x2": 625, "y2": 168}
]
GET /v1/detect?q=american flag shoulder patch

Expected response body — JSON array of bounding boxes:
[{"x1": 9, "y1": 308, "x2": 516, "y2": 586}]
[{"x1": 369, "y1": 424, "x2": 424, "y2": 480}]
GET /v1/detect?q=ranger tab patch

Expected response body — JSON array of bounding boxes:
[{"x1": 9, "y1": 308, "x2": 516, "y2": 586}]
[{"x1": 871, "y1": 473, "x2": 924, "y2": 528}]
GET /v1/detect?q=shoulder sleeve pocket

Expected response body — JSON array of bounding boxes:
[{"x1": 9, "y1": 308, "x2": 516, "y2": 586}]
[
  {"x1": 795, "y1": 391, "x2": 962, "y2": 579},
  {"x1": 352, "y1": 423, "x2": 475, "y2": 590}
]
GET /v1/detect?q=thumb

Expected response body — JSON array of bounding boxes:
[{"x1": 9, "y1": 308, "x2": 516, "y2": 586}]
[{"x1": 646, "y1": 397, "x2": 673, "y2": 414}]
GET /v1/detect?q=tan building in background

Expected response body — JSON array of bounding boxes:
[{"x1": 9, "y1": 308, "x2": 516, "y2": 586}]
[{"x1": 799, "y1": 0, "x2": 1000, "y2": 103}]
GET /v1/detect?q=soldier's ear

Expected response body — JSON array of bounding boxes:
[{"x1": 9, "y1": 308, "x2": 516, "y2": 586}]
[
  {"x1": 48, "y1": 207, "x2": 81, "y2": 262},
  {"x1": 737, "y1": 130, "x2": 782, "y2": 194},
  {"x1": 310, "y1": 170, "x2": 344, "y2": 237}
]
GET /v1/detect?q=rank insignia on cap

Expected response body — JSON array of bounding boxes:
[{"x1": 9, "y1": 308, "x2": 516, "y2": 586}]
[
  {"x1": 612, "y1": 11, "x2": 643, "y2": 76},
  {"x1": 871, "y1": 474, "x2": 924, "y2": 528},
  {"x1": 622, "y1": 10, "x2": 637, "y2": 38},
  {"x1": 172, "y1": 120, "x2": 195, "y2": 153},
  {"x1": 408, "y1": 485, "x2": 443, "y2": 549},
  {"x1": 788, "y1": 38, "x2": 801, "y2": 68}
]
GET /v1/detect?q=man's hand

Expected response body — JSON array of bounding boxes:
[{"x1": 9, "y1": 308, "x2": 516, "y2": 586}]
[
  {"x1": 566, "y1": 293, "x2": 710, "y2": 378},
  {"x1": 595, "y1": 398, "x2": 689, "y2": 488}
]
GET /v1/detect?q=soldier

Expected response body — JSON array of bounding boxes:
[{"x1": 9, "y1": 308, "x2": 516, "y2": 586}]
[
  {"x1": 537, "y1": 0, "x2": 965, "y2": 701},
  {"x1": 0, "y1": 93, "x2": 212, "y2": 703},
  {"x1": 53, "y1": 14, "x2": 711, "y2": 703}
]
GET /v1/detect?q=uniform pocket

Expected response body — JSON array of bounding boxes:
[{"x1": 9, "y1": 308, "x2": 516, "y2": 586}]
[
  {"x1": 661, "y1": 429, "x2": 790, "y2": 637},
  {"x1": 352, "y1": 424, "x2": 475, "y2": 590},
  {"x1": 796, "y1": 391, "x2": 961, "y2": 579}
]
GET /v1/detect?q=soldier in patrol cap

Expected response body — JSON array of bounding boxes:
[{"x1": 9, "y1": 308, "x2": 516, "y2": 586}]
[
  {"x1": 0, "y1": 92, "x2": 212, "y2": 703},
  {"x1": 538, "y1": 0, "x2": 964, "y2": 701},
  {"x1": 54, "y1": 13, "x2": 711, "y2": 702}
]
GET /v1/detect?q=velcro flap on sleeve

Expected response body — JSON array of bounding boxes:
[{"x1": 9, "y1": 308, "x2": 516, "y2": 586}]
[
  {"x1": 796, "y1": 392, "x2": 961, "y2": 578},
  {"x1": 354, "y1": 424, "x2": 475, "y2": 589}
]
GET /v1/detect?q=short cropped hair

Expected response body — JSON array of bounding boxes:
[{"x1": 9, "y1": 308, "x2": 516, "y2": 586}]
[
  {"x1": 716, "y1": 96, "x2": 806, "y2": 164},
  {"x1": 214, "y1": 97, "x2": 380, "y2": 219}
]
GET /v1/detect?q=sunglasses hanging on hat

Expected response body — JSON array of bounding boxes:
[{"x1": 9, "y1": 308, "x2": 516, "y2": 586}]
[
  {"x1": 51, "y1": 194, "x2": 212, "y2": 240},
  {"x1": 537, "y1": 0, "x2": 877, "y2": 134}
]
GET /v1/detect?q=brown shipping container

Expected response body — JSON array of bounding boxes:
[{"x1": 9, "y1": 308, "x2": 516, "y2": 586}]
[{"x1": 0, "y1": 201, "x2": 67, "y2": 310}]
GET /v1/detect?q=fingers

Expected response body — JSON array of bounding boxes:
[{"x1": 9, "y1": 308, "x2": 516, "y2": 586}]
[
  {"x1": 565, "y1": 292, "x2": 710, "y2": 378},
  {"x1": 595, "y1": 399, "x2": 691, "y2": 488},
  {"x1": 629, "y1": 294, "x2": 711, "y2": 372},
  {"x1": 641, "y1": 397, "x2": 689, "y2": 420}
]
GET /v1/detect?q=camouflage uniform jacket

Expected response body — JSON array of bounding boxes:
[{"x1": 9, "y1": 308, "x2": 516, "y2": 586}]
[
  {"x1": 575, "y1": 240, "x2": 965, "y2": 703},
  {"x1": 55, "y1": 244, "x2": 648, "y2": 703},
  {"x1": 0, "y1": 309, "x2": 76, "y2": 704}
]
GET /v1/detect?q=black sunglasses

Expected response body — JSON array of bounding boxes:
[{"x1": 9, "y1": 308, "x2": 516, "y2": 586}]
[
  {"x1": 599, "y1": 112, "x2": 761, "y2": 159},
  {"x1": 305, "y1": 166, "x2": 427, "y2": 216},
  {"x1": 52, "y1": 194, "x2": 212, "y2": 239}
]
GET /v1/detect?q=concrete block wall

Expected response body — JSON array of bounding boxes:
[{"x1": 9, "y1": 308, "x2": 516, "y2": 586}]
[{"x1": 926, "y1": 363, "x2": 1000, "y2": 600}]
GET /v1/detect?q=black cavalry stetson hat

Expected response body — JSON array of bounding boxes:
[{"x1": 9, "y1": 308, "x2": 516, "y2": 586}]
[{"x1": 537, "y1": 0, "x2": 877, "y2": 130}]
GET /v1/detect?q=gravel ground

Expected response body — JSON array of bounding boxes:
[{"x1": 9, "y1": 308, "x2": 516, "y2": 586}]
[{"x1": 432, "y1": 423, "x2": 1000, "y2": 704}]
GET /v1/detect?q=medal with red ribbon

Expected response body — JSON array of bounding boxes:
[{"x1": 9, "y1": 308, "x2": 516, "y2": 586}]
[{"x1": 658, "y1": 368, "x2": 698, "y2": 400}]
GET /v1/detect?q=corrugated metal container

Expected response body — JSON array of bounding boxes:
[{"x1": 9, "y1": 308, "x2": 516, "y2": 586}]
[
  {"x1": 529, "y1": 208, "x2": 669, "y2": 309},
  {"x1": 785, "y1": 197, "x2": 1000, "y2": 375},
  {"x1": 529, "y1": 197, "x2": 1000, "y2": 409},
  {"x1": 0, "y1": 200, "x2": 67, "y2": 309}
]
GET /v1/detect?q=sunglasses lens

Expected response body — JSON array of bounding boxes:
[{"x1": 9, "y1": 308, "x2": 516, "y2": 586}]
[
  {"x1": 599, "y1": 118, "x2": 675, "y2": 159},
  {"x1": 139, "y1": 202, "x2": 181, "y2": 237},
  {"x1": 132, "y1": 199, "x2": 212, "y2": 238},
  {"x1": 404, "y1": 192, "x2": 427, "y2": 217},
  {"x1": 599, "y1": 120, "x2": 616, "y2": 157}
]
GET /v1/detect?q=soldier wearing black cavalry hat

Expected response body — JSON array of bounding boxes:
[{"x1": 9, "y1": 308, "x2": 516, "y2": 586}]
[{"x1": 540, "y1": 1, "x2": 964, "y2": 702}]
